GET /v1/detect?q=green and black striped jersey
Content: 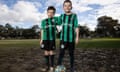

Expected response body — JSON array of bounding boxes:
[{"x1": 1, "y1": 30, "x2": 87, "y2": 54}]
[
  {"x1": 59, "y1": 13, "x2": 78, "y2": 42},
  {"x1": 41, "y1": 17, "x2": 58, "y2": 40}
]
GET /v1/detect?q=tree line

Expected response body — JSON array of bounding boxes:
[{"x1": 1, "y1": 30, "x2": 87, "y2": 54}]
[
  {"x1": 0, "y1": 23, "x2": 40, "y2": 39},
  {"x1": 0, "y1": 16, "x2": 120, "y2": 39}
]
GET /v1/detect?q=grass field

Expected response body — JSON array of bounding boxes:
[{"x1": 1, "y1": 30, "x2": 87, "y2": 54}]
[
  {"x1": 0, "y1": 38, "x2": 120, "y2": 48},
  {"x1": 0, "y1": 38, "x2": 120, "y2": 72}
]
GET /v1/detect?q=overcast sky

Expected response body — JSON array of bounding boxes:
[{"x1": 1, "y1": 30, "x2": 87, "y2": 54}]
[{"x1": 0, "y1": 0, "x2": 120, "y2": 31}]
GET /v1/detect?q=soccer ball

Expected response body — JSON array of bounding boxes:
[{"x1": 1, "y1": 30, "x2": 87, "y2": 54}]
[{"x1": 55, "y1": 65, "x2": 66, "y2": 72}]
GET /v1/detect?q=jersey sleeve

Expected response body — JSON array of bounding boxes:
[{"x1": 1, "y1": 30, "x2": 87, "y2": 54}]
[
  {"x1": 74, "y1": 14, "x2": 78, "y2": 28},
  {"x1": 56, "y1": 15, "x2": 62, "y2": 25}
]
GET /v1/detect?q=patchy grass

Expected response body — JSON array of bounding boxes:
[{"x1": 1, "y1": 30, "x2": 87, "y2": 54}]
[
  {"x1": 0, "y1": 38, "x2": 120, "y2": 49},
  {"x1": 77, "y1": 38, "x2": 120, "y2": 48}
]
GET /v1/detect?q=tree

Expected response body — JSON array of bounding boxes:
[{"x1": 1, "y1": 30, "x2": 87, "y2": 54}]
[
  {"x1": 22, "y1": 25, "x2": 40, "y2": 39},
  {"x1": 0, "y1": 25, "x2": 5, "y2": 37},
  {"x1": 4, "y1": 23, "x2": 15, "y2": 38},
  {"x1": 95, "y1": 16, "x2": 119, "y2": 37},
  {"x1": 31, "y1": 25, "x2": 40, "y2": 39},
  {"x1": 79, "y1": 25, "x2": 91, "y2": 38}
]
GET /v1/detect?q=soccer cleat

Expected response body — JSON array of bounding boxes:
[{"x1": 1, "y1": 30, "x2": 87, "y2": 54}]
[
  {"x1": 48, "y1": 67, "x2": 54, "y2": 72},
  {"x1": 40, "y1": 67, "x2": 49, "y2": 72}
]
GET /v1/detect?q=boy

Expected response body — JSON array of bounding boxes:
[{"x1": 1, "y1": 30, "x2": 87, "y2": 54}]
[
  {"x1": 57, "y1": 0, "x2": 79, "y2": 72},
  {"x1": 40, "y1": 6, "x2": 58, "y2": 72}
]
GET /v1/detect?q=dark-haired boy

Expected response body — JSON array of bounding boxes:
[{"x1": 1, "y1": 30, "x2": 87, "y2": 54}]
[{"x1": 40, "y1": 6, "x2": 58, "y2": 72}]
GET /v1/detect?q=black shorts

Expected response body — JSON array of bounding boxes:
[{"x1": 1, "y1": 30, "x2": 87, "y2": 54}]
[
  {"x1": 60, "y1": 41, "x2": 75, "y2": 50},
  {"x1": 40, "y1": 40, "x2": 56, "y2": 51}
]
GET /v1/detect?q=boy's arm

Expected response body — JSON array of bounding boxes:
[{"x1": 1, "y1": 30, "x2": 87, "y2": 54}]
[
  {"x1": 75, "y1": 27, "x2": 79, "y2": 44},
  {"x1": 56, "y1": 16, "x2": 62, "y2": 25},
  {"x1": 40, "y1": 30, "x2": 43, "y2": 45},
  {"x1": 39, "y1": 20, "x2": 44, "y2": 45},
  {"x1": 74, "y1": 14, "x2": 79, "y2": 44}
]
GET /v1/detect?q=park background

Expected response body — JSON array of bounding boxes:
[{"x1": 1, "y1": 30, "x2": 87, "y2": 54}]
[{"x1": 0, "y1": 0, "x2": 120, "y2": 72}]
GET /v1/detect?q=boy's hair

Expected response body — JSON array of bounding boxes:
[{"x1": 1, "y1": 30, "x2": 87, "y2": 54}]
[
  {"x1": 63, "y1": 0, "x2": 72, "y2": 9},
  {"x1": 47, "y1": 6, "x2": 56, "y2": 14}
]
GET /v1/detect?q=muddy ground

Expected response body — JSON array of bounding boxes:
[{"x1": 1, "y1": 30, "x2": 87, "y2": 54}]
[{"x1": 0, "y1": 48, "x2": 120, "y2": 72}]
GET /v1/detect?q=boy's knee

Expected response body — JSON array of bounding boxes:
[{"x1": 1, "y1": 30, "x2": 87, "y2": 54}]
[
  {"x1": 44, "y1": 51, "x2": 49, "y2": 55},
  {"x1": 49, "y1": 51, "x2": 54, "y2": 55}
]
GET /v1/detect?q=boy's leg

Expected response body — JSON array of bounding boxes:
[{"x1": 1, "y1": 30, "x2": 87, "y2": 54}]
[
  {"x1": 44, "y1": 51, "x2": 49, "y2": 65},
  {"x1": 57, "y1": 49, "x2": 65, "y2": 65},
  {"x1": 49, "y1": 51, "x2": 54, "y2": 67},
  {"x1": 49, "y1": 40, "x2": 56, "y2": 67},
  {"x1": 69, "y1": 49, "x2": 74, "y2": 68},
  {"x1": 57, "y1": 41, "x2": 66, "y2": 65},
  {"x1": 40, "y1": 51, "x2": 50, "y2": 72},
  {"x1": 49, "y1": 51, "x2": 54, "y2": 72},
  {"x1": 49, "y1": 40, "x2": 55, "y2": 72},
  {"x1": 68, "y1": 42, "x2": 75, "y2": 69},
  {"x1": 44, "y1": 51, "x2": 50, "y2": 70},
  {"x1": 41, "y1": 40, "x2": 50, "y2": 71}
]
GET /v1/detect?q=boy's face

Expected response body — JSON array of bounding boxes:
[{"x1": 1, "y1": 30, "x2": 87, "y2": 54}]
[
  {"x1": 47, "y1": 10, "x2": 55, "y2": 18},
  {"x1": 63, "y1": 2, "x2": 72, "y2": 13}
]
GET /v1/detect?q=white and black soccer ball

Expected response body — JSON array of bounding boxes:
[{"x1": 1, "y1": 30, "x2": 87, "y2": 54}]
[{"x1": 55, "y1": 65, "x2": 66, "y2": 72}]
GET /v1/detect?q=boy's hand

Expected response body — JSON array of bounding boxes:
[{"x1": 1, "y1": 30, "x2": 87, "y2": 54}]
[
  {"x1": 75, "y1": 37, "x2": 79, "y2": 45},
  {"x1": 40, "y1": 40, "x2": 43, "y2": 45}
]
